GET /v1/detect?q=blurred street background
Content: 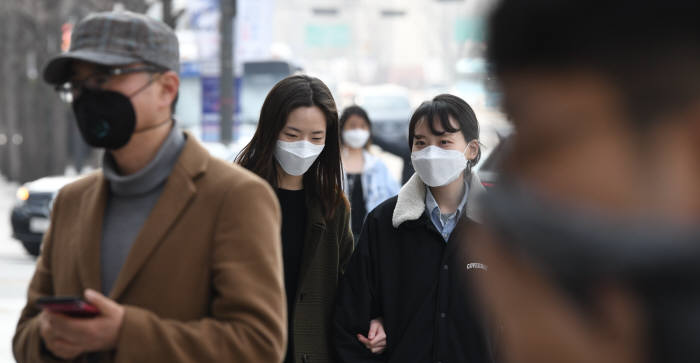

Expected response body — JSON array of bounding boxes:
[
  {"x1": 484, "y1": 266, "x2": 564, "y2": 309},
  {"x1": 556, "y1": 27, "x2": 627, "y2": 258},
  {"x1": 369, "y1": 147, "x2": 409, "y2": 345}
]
[
  {"x1": 0, "y1": 1, "x2": 507, "y2": 361},
  {"x1": 0, "y1": 0, "x2": 506, "y2": 183},
  {"x1": 0, "y1": 176, "x2": 35, "y2": 363}
]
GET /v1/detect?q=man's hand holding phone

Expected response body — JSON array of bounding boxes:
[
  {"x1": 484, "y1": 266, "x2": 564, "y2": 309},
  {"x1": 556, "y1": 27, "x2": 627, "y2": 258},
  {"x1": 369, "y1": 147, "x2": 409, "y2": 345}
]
[
  {"x1": 37, "y1": 296, "x2": 100, "y2": 318},
  {"x1": 38, "y1": 289, "x2": 125, "y2": 360}
]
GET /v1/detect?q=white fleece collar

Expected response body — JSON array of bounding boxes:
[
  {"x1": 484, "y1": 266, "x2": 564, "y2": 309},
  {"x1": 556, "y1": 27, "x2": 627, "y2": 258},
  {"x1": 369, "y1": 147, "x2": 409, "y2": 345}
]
[{"x1": 392, "y1": 172, "x2": 486, "y2": 228}]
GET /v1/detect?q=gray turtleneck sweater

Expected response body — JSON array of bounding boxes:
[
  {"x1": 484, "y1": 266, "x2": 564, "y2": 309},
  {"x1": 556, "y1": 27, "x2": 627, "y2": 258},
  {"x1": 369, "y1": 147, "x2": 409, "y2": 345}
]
[{"x1": 100, "y1": 127, "x2": 185, "y2": 295}]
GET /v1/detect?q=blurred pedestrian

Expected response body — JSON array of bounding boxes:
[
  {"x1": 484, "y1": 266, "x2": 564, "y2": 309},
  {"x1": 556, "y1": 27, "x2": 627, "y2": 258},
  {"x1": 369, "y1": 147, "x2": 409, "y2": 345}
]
[
  {"x1": 372, "y1": 133, "x2": 415, "y2": 184},
  {"x1": 334, "y1": 94, "x2": 495, "y2": 362},
  {"x1": 13, "y1": 11, "x2": 287, "y2": 363},
  {"x1": 339, "y1": 105, "x2": 400, "y2": 245},
  {"x1": 466, "y1": 1, "x2": 700, "y2": 362},
  {"x1": 237, "y1": 75, "x2": 354, "y2": 363}
]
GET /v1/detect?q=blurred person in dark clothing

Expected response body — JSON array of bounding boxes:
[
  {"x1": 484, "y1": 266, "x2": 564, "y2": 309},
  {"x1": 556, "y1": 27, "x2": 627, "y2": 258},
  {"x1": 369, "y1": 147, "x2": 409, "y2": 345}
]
[
  {"x1": 371, "y1": 134, "x2": 414, "y2": 184},
  {"x1": 466, "y1": 1, "x2": 700, "y2": 363},
  {"x1": 334, "y1": 94, "x2": 495, "y2": 363}
]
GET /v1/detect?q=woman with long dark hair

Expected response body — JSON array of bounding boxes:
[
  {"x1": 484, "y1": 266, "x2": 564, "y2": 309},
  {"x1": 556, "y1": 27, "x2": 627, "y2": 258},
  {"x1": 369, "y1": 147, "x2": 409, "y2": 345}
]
[{"x1": 237, "y1": 75, "x2": 354, "y2": 363}]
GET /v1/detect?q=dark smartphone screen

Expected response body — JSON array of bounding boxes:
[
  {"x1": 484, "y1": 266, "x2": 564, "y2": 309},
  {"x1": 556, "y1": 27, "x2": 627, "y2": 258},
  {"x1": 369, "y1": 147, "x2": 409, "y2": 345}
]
[{"x1": 36, "y1": 296, "x2": 100, "y2": 318}]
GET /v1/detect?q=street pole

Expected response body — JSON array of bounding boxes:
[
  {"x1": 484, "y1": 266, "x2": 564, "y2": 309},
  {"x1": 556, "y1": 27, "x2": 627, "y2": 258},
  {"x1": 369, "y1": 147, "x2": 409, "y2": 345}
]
[
  {"x1": 162, "y1": 0, "x2": 174, "y2": 28},
  {"x1": 219, "y1": 0, "x2": 236, "y2": 145}
]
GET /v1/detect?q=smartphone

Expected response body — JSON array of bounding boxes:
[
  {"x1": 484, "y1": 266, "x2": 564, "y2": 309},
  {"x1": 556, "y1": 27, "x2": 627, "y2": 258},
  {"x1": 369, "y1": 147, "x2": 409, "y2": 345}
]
[{"x1": 36, "y1": 296, "x2": 100, "y2": 318}]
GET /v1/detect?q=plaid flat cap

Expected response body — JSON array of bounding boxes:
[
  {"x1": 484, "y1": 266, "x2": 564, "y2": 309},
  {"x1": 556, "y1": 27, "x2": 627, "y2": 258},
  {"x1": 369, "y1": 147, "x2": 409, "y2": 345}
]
[{"x1": 43, "y1": 11, "x2": 179, "y2": 85}]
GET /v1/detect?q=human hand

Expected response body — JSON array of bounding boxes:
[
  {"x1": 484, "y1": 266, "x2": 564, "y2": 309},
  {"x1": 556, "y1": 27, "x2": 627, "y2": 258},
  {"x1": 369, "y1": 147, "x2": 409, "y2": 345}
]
[
  {"x1": 357, "y1": 317, "x2": 387, "y2": 354},
  {"x1": 39, "y1": 289, "x2": 125, "y2": 359},
  {"x1": 39, "y1": 309, "x2": 82, "y2": 360}
]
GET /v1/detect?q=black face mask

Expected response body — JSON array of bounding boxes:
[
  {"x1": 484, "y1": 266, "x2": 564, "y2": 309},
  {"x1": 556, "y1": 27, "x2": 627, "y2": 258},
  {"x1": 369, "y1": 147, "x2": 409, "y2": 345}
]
[
  {"x1": 71, "y1": 75, "x2": 172, "y2": 150},
  {"x1": 72, "y1": 87, "x2": 137, "y2": 150},
  {"x1": 482, "y1": 181, "x2": 700, "y2": 363}
]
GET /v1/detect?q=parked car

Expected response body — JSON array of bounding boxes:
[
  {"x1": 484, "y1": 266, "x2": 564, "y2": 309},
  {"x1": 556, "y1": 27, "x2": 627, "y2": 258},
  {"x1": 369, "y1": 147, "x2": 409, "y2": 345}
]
[
  {"x1": 474, "y1": 128, "x2": 512, "y2": 189},
  {"x1": 355, "y1": 84, "x2": 413, "y2": 144},
  {"x1": 11, "y1": 175, "x2": 78, "y2": 256}
]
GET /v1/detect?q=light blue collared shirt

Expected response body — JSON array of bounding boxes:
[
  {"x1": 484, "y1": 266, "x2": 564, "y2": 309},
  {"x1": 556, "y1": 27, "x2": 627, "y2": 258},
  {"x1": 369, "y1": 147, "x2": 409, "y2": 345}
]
[{"x1": 425, "y1": 181, "x2": 470, "y2": 242}]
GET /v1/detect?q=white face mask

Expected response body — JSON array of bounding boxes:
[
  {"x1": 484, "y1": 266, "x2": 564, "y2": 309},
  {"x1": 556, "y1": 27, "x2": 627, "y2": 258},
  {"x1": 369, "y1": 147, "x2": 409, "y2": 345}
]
[
  {"x1": 274, "y1": 140, "x2": 325, "y2": 176},
  {"x1": 342, "y1": 129, "x2": 370, "y2": 149},
  {"x1": 411, "y1": 145, "x2": 469, "y2": 187}
]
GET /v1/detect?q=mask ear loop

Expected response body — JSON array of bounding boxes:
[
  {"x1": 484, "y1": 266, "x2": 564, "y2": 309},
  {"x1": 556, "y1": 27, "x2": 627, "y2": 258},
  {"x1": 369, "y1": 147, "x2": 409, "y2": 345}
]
[
  {"x1": 127, "y1": 73, "x2": 159, "y2": 98},
  {"x1": 129, "y1": 72, "x2": 174, "y2": 134},
  {"x1": 134, "y1": 117, "x2": 173, "y2": 134},
  {"x1": 464, "y1": 140, "x2": 476, "y2": 176}
]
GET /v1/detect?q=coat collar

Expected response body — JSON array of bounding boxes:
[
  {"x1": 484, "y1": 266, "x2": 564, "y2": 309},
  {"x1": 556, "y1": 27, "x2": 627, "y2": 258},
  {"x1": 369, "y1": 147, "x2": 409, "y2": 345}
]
[
  {"x1": 76, "y1": 172, "x2": 108, "y2": 292},
  {"x1": 296, "y1": 190, "x2": 327, "y2": 301},
  {"x1": 362, "y1": 150, "x2": 380, "y2": 172},
  {"x1": 75, "y1": 132, "x2": 209, "y2": 299},
  {"x1": 392, "y1": 172, "x2": 486, "y2": 228}
]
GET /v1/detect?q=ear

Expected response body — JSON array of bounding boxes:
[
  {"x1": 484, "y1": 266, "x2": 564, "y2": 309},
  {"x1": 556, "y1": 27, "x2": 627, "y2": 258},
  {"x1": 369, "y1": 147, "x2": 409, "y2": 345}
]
[
  {"x1": 157, "y1": 71, "x2": 179, "y2": 112},
  {"x1": 466, "y1": 140, "x2": 480, "y2": 160}
]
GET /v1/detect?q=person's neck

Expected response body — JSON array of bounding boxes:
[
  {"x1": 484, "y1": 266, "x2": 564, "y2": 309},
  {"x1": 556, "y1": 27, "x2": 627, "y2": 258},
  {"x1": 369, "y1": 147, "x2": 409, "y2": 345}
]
[
  {"x1": 109, "y1": 121, "x2": 172, "y2": 175},
  {"x1": 429, "y1": 174, "x2": 466, "y2": 214},
  {"x1": 344, "y1": 146, "x2": 363, "y2": 158},
  {"x1": 342, "y1": 146, "x2": 364, "y2": 174},
  {"x1": 277, "y1": 163, "x2": 304, "y2": 190}
]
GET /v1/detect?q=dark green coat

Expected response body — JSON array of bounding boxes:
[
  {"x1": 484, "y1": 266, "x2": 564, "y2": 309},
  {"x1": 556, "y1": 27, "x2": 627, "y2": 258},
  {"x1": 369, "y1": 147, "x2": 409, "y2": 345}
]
[{"x1": 289, "y1": 190, "x2": 354, "y2": 363}]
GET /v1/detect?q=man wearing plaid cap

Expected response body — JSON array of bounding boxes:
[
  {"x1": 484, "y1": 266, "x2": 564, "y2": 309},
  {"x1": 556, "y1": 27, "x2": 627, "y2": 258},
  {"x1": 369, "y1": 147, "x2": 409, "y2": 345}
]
[{"x1": 13, "y1": 11, "x2": 287, "y2": 362}]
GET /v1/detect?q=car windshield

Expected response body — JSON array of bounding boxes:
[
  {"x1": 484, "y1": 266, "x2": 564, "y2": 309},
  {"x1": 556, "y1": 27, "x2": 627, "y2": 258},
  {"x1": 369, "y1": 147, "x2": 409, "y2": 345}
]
[
  {"x1": 241, "y1": 72, "x2": 289, "y2": 124},
  {"x1": 360, "y1": 96, "x2": 411, "y2": 112}
]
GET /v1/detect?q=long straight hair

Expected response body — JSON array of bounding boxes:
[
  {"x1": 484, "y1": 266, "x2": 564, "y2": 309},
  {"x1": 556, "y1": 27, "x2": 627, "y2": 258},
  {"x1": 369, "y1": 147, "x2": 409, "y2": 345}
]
[{"x1": 236, "y1": 75, "x2": 344, "y2": 219}]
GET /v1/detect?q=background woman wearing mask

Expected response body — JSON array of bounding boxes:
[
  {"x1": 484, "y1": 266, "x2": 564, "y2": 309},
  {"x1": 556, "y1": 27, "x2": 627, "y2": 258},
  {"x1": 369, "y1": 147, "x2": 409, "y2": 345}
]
[
  {"x1": 340, "y1": 106, "x2": 400, "y2": 244},
  {"x1": 236, "y1": 75, "x2": 354, "y2": 363},
  {"x1": 333, "y1": 94, "x2": 494, "y2": 363}
]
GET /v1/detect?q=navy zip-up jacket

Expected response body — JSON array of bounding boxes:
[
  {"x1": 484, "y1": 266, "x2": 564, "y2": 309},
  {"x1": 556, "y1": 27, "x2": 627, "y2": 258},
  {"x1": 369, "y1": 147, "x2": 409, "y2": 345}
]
[{"x1": 334, "y1": 174, "x2": 496, "y2": 363}]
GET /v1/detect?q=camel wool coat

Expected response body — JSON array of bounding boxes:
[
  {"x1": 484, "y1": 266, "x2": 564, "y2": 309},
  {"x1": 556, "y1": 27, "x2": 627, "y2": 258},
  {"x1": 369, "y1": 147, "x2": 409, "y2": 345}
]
[{"x1": 13, "y1": 133, "x2": 288, "y2": 363}]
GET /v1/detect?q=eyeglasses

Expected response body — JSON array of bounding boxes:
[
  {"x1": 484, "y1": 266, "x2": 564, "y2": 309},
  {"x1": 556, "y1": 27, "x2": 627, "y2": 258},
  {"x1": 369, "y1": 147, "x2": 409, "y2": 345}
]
[{"x1": 55, "y1": 65, "x2": 164, "y2": 103}]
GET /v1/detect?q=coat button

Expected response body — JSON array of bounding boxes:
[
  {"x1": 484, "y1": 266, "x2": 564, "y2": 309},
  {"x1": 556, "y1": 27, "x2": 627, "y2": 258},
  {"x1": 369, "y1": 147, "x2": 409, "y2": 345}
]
[
  {"x1": 440, "y1": 312, "x2": 447, "y2": 318},
  {"x1": 443, "y1": 264, "x2": 449, "y2": 270}
]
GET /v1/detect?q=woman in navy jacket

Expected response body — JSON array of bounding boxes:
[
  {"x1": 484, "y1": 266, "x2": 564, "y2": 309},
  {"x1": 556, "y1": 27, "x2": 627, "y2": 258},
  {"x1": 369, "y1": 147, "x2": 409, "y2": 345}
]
[{"x1": 334, "y1": 94, "x2": 495, "y2": 363}]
